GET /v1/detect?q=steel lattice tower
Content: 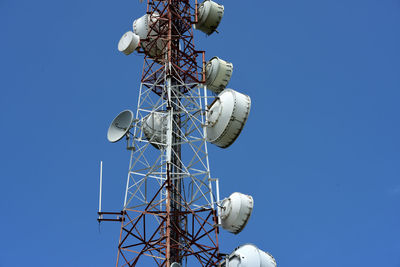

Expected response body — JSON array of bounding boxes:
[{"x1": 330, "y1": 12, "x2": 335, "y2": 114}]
[
  {"x1": 100, "y1": 1, "x2": 279, "y2": 266},
  {"x1": 105, "y1": 1, "x2": 222, "y2": 266}
]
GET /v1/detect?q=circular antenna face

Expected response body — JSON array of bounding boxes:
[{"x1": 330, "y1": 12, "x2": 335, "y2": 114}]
[
  {"x1": 107, "y1": 110, "x2": 134, "y2": 143},
  {"x1": 118, "y1": 31, "x2": 140, "y2": 55},
  {"x1": 225, "y1": 244, "x2": 277, "y2": 267},
  {"x1": 195, "y1": 0, "x2": 224, "y2": 35},
  {"x1": 206, "y1": 89, "x2": 251, "y2": 148},
  {"x1": 221, "y1": 192, "x2": 253, "y2": 234},
  {"x1": 142, "y1": 111, "x2": 167, "y2": 149},
  {"x1": 132, "y1": 12, "x2": 166, "y2": 58},
  {"x1": 205, "y1": 57, "x2": 233, "y2": 94},
  {"x1": 132, "y1": 14, "x2": 151, "y2": 39}
]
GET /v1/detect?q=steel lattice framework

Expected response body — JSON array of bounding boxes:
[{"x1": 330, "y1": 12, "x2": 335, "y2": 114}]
[{"x1": 112, "y1": 1, "x2": 222, "y2": 266}]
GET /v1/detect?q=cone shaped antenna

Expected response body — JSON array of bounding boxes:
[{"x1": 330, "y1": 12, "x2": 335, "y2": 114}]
[{"x1": 107, "y1": 110, "x2": 134, "y2": 143}]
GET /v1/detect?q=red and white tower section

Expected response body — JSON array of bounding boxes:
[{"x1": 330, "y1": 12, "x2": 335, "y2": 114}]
[{"x1": 98, "y1": 1, "x2": 277, "y2": 266}]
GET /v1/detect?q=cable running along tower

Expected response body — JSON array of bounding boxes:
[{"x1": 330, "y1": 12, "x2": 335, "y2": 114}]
[{"x1": 99, "y1": 0, "x2": 278, "y2": 266}]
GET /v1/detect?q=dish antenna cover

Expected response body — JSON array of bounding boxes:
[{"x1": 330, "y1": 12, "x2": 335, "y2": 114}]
[
  {"x1": 142, "y1": 112, "x2": 167, "y2": 149},
  {"x1": 107, "y1": 110, "x2": 134, "y2": 143},
  {"x1": 220, "y1": 192, "x2": 253, "y2": 234},
  {"x1": 132, "y1": 13, "x2": 154, "y2": 39},
  {"x1": 132, "y1": 12, "x2": 165, "y2": 57},
  {"x1": 195, "y1": 0, "x2": 224, "y2": 35},
  {"x1": 224, "y1": 244, "x2": 276, "y2": 267},
  {"x1": 206, "y1": 89, "x2": 251, "y2": 148},
  {"x1": 118, "y1": 31, "x2": 140, "y2": 55},
  {"x1": 205, "y1": 57, "x2": 233, "y2": 94}
]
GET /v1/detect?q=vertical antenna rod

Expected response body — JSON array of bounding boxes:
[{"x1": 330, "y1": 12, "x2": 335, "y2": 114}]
[{"x1": 98, "y1": 160, "x2": 103, "y2": 215}]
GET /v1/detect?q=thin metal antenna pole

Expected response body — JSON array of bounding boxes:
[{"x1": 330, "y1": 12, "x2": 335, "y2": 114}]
[
  {"x1": 202, "y1": 85, "x2": 215, "y2": 209},
  {"x1": 99, "y1": 160, "x2": 103, "y2": 214},
  {"x1": 165, "y1": 73, "x2": 174, "y2": 266},
  {"x1": 215, "y1": 178, "x2": 221, "y2": 225}
]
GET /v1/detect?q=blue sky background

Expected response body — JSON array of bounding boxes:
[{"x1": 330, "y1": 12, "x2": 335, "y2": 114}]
[{"x1": 1, "y1": 0, "x2": 399, "y2": 266}]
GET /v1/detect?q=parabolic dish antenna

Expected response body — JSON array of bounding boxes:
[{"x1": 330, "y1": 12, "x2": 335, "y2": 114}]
[
  {"x1": 205, "y1": 57, "x2": 233, "y2": 94},
  {"x1": 118, "y1": 31, "x2": 140, "y2": 55},
  {"x1": 132, "y1": 12, "x2": 165, "y2": 57},
  {"x1": 142, "y1": 111, "x2": 167, "y2": 149},
  {"x1": 107, "y1": 110, "x2": 134, "y2": 143},
  {"x1": 220, "y1": 192, "x2": 253, "y2": 234},
  {"x1": 206, "y1": 89, "x2": 251, "y2": 148},
  {"x1": 224, "y1": 244, "x2": 276, "y2": 267},
  {"x1": 132, "y1": 13, "x2": 153, "y2": 39},
  {"x1": 195, "y1": 0, "x2": 224, "y2": 35}
]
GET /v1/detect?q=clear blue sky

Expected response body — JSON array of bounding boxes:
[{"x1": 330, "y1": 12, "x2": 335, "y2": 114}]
[{"x1": 0, "y1": 0, "x2": 399, "y2": 266}]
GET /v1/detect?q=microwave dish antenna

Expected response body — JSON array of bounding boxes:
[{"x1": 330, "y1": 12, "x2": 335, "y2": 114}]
[
  {"x1": 132, "y1": 13, "x2": 157, "y2": 39},
  {"x1": 205, "y1": 57, "x2": 233, "y2": 94},
  {"x1": 107, "y1": 110, "x2": 134, "y2": 143},
  {"x1": 118, "y1": 31, "x2": 140, "y2": 55},
  {"x1": 132, "y1": 12, "x2": 165, "y2": 58},
  {"x1": 220, "y1": 192, "x2": 253, "y2": 234},
  {"x1": 142, "y1": 111, "x2": 167, "y2": 149},
  {"x1": 206, "y1": 89, "x2": 251, "y2": 148},
  {"x1": 195, "y1": 0, "x2": 224, "y2": 35},
  {"x1": 223, "y1": 244, "x2": 277, "y2": 267}
]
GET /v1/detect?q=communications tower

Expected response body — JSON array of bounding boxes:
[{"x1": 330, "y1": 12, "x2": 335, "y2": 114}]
[{"x1": 98, "y1": 1, "x2": 278, "y2": 266}]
